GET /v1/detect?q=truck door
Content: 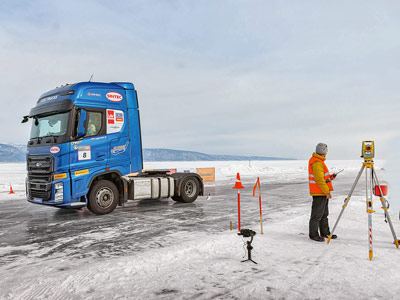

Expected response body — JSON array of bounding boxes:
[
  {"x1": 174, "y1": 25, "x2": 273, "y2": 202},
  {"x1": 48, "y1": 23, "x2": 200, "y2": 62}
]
[
  {"x1": 69, "y1": 107, "x2": 108, "y2": 199},
  {"x1": 106, "y1": 108, "x2": 130, "y2": 175}
]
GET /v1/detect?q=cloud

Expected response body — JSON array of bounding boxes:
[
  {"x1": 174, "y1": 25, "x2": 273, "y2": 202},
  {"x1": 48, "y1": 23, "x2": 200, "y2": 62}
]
[{"x1": 0, "y1": 0, "x2": 399, "y2": 159}]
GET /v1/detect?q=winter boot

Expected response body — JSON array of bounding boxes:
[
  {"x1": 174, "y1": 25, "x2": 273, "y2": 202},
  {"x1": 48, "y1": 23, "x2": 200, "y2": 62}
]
[{"x1": 310, "y1": 236, "x2": 325, "y2": 242}]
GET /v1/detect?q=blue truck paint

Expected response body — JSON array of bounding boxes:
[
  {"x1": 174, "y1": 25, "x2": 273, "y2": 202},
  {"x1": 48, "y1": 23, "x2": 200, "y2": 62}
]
[
  {"x1": 26, "y1": 82, "x2": 143, "y2": 208},
  {"x1": 25, "y1": 81, "x2": 202, "y2": 214}
]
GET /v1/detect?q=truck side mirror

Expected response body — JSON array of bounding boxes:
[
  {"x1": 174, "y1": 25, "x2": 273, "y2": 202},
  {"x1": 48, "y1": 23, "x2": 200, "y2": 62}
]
[
  {"x1": 21, "y1": 115, "x2": 29, "y2": 123},
  {"x1": 77, "y1": 109, "x2": 87, "y2": 138}
]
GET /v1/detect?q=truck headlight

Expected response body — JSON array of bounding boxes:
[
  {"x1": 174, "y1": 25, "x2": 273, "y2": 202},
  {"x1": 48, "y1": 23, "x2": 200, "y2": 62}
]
[{"x1": 54, "y1": 182, "x2": 64, "y2": 202}]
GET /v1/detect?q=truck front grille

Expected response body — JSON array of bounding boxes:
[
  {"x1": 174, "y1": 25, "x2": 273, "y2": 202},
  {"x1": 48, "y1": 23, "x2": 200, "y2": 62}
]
[
  {"x1": 28, "y1": 173, "x2": 52, "y2": 183},
  {"x1": 27, "y1": 155, "x2": 53, "y2": 174},
  {"x1": 27, "y1": 155, "x2": 54, "y2": 201},
  {"x1": 29, "y1": 189, "x2": 51, "y2": 200}
]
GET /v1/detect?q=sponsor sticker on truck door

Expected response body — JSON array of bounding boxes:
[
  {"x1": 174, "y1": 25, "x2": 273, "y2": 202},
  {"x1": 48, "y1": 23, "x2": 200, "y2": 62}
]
[
  {"x1": 50, "y1": 146, "x2": 60, "y2": 154},
  {"x1": 115, "y1": 112, "x2": 123, "y2": 122},
  {"x1": 78, "y1": 145, "x2": 91, "y2": 160},
  {"x1": 111, "y1": 141, "x2": 129, "y2": 155},
  {"x1": 106, "y1": 91, "x2": 123, "y2": 102},
  {"x1": 107, "y1": 109, "x2": 124, "y2": 134},
  {"x1": 107, "y1": 110, "x2": 115, "y2": 124}
]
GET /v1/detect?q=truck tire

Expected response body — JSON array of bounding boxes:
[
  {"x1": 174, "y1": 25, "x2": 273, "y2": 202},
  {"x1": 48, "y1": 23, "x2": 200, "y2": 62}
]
[
  {"x1": 179, "y1": 176, "x2": 200, "y2": 203},
  {"x1": 88, "y1": 180, "x2": 119, "y2": 215},
  {"x1": 86, "y1": 202, "x2": 94, "y2": 213},
  {"x1": 171, "y1": 195, "x2": 184, "y2": 202}
]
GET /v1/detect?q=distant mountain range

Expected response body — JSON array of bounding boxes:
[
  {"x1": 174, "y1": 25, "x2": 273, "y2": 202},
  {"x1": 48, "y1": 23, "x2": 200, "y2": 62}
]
[
  {"x1": 0, "y1": 144, "x2": 27, "y2": 162},
  {"x1": 0, "y1": 144, "x2": 294, "y2": 162},
  {"x1": 142, "y1": 148, "x2": 294, "y2": 161}
]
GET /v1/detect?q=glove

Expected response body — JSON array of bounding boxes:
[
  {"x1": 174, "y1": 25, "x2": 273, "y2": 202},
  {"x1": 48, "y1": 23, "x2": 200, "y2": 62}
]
[{"x1": 325, "y1": 174, "x2": 336, "y2": 183}]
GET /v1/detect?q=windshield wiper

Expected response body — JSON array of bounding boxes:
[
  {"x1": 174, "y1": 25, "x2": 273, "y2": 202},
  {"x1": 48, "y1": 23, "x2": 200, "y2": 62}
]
[
  {"x1": 42, "y1": 134, "x2": 59, "y2": 143},
  {"x1": 30, "y1": 134, "x2": 60, "y2": 143},
  {"x1": 44, "y1": 134, "x2": 60, "y2": 138}
]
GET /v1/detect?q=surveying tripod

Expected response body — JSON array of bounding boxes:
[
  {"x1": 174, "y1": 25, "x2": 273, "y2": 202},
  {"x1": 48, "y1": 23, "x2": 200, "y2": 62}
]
[{"x1": 327, "y1": 141, "x2": 399, "y2": 260}]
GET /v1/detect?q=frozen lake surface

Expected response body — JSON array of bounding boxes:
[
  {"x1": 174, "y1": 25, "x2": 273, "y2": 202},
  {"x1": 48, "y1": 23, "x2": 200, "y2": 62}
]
[{"x1": 0, "y1": 160, "x2": 399, "y2": 299}]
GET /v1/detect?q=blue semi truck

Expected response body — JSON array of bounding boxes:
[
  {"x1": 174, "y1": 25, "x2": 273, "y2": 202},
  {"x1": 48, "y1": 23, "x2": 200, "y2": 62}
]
[{"x1": 22, "y1": 81, "x2": 203, "y2": 214}]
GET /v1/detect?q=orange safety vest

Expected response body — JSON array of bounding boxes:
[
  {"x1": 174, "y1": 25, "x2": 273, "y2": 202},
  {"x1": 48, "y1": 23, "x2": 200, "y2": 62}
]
[{"x1": 308, "y1": 155, "x2": 333, "y2": 195}]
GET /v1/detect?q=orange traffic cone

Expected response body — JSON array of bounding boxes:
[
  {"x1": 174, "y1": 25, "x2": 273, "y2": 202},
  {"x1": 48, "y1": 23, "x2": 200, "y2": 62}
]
[
  {"x1": 232, "y1": 173, "x2": 245, "y2": 231},
  {"x1": 232, "y1": 173, "x2": 245, "y2": 189},
  {"x1": 9, "y1": 185, "x2": 15, "y2": 194}
]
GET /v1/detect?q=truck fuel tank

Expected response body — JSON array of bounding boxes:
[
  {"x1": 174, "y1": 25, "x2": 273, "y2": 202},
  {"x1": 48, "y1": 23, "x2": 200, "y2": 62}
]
[{"x1": 126, "y1": 177, "x2": 174, "y2": 200}]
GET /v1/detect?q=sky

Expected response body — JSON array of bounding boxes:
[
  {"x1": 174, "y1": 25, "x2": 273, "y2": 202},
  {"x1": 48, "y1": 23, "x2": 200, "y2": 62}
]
[{"x1": 0, "y1": 0, "x2": 399, "y2": 159}]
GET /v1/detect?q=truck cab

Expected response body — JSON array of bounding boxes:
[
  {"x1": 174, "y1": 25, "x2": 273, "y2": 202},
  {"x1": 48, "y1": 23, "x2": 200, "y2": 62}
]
[{"x1": 23, "y1": 82, "x2": 203, "y2": 214}]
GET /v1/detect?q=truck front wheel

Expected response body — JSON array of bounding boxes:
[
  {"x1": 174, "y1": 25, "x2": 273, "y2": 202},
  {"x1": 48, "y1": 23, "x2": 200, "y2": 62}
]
[
  {"x1": 173, "y1": 176, "x2": 200, "y2": 203},
  {"x1": 88, "y1": 180, "x2": 119, "y2": 215}
]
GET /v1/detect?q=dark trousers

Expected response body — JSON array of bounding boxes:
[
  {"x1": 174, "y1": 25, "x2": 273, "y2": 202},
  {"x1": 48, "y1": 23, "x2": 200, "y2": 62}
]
[{"x1": 309, "y1": 196, "x2": 330, "y2": 238}]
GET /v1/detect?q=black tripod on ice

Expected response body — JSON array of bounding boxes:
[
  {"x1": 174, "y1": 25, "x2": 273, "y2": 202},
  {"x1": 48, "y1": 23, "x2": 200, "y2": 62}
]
[{"x1": 238, "y1": 229, "x2": 257, "y2": 264}]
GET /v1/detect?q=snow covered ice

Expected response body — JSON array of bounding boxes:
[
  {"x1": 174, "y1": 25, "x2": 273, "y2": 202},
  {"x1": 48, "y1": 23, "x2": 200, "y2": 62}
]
[{"x1": 1, "y1": 160, "x2": 400, "y2": 300}]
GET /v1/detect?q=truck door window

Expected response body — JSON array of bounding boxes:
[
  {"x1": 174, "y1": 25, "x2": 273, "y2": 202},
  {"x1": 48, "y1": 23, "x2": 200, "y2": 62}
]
[{"x1": 86, "y1": 111, "x2": 102, "y2": 137}]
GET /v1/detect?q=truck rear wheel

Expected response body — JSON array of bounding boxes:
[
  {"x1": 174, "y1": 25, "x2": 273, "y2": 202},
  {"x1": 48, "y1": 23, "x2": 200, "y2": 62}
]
[
  {"x1": 174, "y1": 176, "x2": 200, "y2": 203},
  {"x1": 171, "y1": 195, "x2": 183, "y2": 202},
  {"x1": 88, "y1": 180, "x2": 119, "y2": 215}
]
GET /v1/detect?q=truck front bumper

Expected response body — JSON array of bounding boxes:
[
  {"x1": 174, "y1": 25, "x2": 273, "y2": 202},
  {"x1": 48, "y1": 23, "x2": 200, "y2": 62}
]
[{"x1": 26, "y1": 178, "x2": 86, "y2": 208}]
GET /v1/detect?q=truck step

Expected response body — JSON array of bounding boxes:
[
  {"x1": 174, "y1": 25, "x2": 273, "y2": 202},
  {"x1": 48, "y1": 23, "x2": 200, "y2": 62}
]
[{"x1": 70, "y1": 202, "x2": 87, "y2": 207}]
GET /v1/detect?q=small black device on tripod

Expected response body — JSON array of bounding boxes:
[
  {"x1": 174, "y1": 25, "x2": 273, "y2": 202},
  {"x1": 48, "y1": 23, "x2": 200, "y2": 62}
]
[{"x1": 238, "y1": 229, "x2": 257, "y2": 264}]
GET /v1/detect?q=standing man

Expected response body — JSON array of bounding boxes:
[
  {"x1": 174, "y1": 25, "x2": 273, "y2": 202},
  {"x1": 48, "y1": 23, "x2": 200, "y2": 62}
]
[{"x1": 308, "y1": 143, "x2": 338, "y2": 242}]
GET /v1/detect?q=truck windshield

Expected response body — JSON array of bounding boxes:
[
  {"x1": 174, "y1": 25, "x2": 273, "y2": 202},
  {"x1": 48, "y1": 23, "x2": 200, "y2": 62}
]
[{"x1": 30, "y1": 112, "x2": 70, "y2": 139}]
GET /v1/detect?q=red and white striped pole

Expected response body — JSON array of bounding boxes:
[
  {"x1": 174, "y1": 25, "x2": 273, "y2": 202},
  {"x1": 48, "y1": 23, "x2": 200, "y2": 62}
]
[
  {"x1": 233, "y1": 173, "x2": 245, "y2": 232},
  {"x1": 366, "y1": 167, "x2": 374, "y2": 260},
  {"x1": 367, "y1": 201, "x2": 374, "y2": 260}
]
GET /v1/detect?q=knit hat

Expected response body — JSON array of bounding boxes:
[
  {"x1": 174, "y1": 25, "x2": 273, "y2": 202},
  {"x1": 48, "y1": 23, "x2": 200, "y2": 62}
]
[{"x1": 316, "y1": 143, "x2": 328, "y2": 155}]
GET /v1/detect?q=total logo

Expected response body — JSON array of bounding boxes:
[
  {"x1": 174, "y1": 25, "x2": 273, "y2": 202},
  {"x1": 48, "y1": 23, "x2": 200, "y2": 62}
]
[
  {"x1": 107, "y1": 110, "x2": 115, "y2": 124},
  {"x1": 106, "y1": 91, "x2": 123, "y2": 102},
  {"x1": 50, "y1": 146, "x2": 60, "y2": 154}
]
